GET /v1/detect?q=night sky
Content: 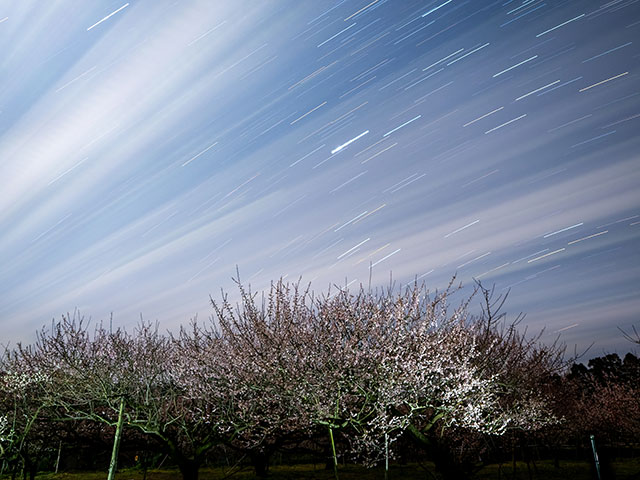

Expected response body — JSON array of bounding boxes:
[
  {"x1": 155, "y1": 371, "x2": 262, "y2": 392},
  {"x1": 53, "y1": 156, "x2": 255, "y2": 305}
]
[{"x1": 1, "y1": 1, "x2": 639, "y2": 356}]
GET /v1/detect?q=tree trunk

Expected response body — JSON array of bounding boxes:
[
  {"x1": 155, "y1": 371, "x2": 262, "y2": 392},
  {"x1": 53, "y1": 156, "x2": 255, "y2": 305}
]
[
  {"x1": 20, "y1": 450, "x2": 37, "y2": 480},
  {"x1": 176, "y1": 457, "x2": 200, "y2": 480},
  {"x1": 250, "y1": 450, "x2": 270, "y2": 479},
  {"x1": 406, "y1": 424, "x2": 472, "y2": 480},
  {"x1": 24, "y1": 453, "x2": 37, "y2": 480},
  {"x1": 433, "y1": 443, "x2": 473, "y2": 480}
]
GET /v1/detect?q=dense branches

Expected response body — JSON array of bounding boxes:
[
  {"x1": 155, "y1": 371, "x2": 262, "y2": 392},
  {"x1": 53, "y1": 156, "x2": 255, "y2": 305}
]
[{"x1": 1, "y1": 277, "x2": 635, "y2": 479}]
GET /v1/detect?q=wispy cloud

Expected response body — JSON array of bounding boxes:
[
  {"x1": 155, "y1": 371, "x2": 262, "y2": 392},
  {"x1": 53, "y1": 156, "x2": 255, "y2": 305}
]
[{"x1": 0, "y1": 1, "x2": 638, "y2": 356}]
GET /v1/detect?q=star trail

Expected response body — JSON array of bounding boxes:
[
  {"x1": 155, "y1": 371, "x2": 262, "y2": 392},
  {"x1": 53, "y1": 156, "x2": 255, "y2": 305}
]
[{"x1": 0, "y1": 0, "x2": 638, "y2": 356}]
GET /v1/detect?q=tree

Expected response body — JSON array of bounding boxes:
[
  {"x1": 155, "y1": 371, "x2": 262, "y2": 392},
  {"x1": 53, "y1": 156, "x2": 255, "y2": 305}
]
[
  {"x1": 565, "y1": 353, "x2": 640, "y2": 444},
  {"x1": 13, "y1": 315, "x2": 217, "y2": 480},
  {"x1": 0, "y1": 350, "x2": 50, "y2": 480},
  {"x1": 194, "y1": 277, "x2": 566, "y2": 479},
  {"x1": 174, "y1": 279, "x2": 318, "y2": 478},
  {"x1": 0, "y1": 275, "x2": 582, "y2": 480},
  {"x1": 297, "y1": 279, "x2": 511, "y2": 471}
]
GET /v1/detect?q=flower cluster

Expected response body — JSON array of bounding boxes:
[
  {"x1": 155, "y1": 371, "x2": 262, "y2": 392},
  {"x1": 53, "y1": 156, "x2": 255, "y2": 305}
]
[
  {"x1": 1, "y1": 370, "x2": 49, "y2": 394},
  {"x1": 0, "y1": 414, "x2": 11, "y2": 443}
]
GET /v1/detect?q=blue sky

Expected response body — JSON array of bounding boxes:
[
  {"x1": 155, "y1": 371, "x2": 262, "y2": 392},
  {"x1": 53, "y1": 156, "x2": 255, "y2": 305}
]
[{"x1": 0, "y1": 0, "x2": 638, "y2": 356}]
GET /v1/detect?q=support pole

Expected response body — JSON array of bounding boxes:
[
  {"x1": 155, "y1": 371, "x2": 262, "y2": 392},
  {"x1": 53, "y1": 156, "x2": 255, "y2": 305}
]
[
  {"x1": 107, "y1": 397, "x2": 126, "y2": 480},
  {"x1": 590, "y1": 434, "x2": 601, "y2": 480},
  {"x1": 328, "y1": 427, "x2": 339, "y2": 480},
  {"x1": 384, "y1": 432, "x2": 389, "y2": 480},
  {"x1": 55, "y1": 440, "x2": 62, "y2": 473}
]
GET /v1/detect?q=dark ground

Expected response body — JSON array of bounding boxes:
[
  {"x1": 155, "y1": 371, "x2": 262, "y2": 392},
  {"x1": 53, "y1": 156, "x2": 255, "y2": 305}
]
[{"x1": 6, "y1": 458, "x2": 640, "y2": 480}]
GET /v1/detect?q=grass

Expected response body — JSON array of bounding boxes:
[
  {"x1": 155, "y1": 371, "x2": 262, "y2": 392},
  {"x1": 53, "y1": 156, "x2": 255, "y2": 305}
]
[{"x1": 5, "y1": 458, "x2": 640, "y2": 479}]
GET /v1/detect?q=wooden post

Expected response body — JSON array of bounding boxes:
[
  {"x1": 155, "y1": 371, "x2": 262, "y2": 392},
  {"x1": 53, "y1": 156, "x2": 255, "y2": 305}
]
[{"x1": 107, "y1": 397, "x2": 126, "y2": 480}]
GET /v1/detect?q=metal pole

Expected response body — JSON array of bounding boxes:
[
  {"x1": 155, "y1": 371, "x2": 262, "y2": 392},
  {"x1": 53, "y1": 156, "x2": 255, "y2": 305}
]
[
  {"x1": 384, "y1": 432, "x2": 389, "y2": 480},
  {"x1": 55, "y1": 440, "x2": 62, "y2": 473},
  {"x1": 329, "y1": 427, "x2": 339, "y2": 480},
  {"x1": 107, "y1": 397, "x2": 126, "y2": 480},
  {"x1": 590, "y1": 434, "x2": 601, "y2": 480}
]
